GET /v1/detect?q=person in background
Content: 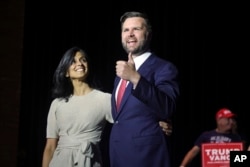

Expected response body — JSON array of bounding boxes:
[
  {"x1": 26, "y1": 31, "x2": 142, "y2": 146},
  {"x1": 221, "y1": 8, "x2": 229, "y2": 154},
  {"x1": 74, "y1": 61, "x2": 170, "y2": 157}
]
[
  {"x1": 42, "y1": 47, "x2": 114, "y2": 167},
  {"x1": 109, "y1": 11, "x2": 180, "y2": 167},
  {"x1": 42, "y1": 46, "x2": 173, "y2": 167},
  {"x1": 179, "y1": 108, "x2": 243, "y2": 167}
]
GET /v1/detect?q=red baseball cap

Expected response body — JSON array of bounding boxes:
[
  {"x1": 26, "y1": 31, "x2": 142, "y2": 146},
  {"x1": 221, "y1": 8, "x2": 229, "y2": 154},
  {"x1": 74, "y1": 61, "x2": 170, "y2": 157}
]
[{"x1": 215, "y1": 108, "x2": 236, "y2": 119}]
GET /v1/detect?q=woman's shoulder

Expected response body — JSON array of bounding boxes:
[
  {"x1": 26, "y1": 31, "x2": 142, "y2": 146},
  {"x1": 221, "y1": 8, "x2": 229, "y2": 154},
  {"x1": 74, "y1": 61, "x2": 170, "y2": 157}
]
[
  {"x1": 50, "y1": 97, "x2": 66, "y2": 106},
  {"x1": 93, "y1": 89, "x2": 111, "y2": 97}
]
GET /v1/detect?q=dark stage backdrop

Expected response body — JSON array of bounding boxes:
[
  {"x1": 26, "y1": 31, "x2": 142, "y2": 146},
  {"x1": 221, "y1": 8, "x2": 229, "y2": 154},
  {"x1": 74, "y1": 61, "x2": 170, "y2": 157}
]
[{"x1": 17, "y1": 1, "x2": 249, "y2": 167}]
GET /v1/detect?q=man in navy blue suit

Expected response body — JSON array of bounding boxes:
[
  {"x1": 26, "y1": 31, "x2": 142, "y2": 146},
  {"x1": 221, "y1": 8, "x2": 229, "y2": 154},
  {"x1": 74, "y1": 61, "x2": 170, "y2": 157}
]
[{"x1": 109, "y1": 11, "x2": 180, "y2": 167}]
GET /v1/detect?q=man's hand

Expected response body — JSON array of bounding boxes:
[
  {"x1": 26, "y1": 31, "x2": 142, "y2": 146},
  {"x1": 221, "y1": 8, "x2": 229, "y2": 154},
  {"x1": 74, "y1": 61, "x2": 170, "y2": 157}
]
[{"x1": 116, "y1": 52, "x2": 140, "y2": 87}]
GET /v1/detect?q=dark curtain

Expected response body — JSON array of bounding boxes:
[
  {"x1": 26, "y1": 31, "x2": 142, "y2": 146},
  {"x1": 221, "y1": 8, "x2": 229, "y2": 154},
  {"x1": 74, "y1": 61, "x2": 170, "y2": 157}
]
[{"x1": 17, "y1": 1, "x2": 249, "y2": 167}]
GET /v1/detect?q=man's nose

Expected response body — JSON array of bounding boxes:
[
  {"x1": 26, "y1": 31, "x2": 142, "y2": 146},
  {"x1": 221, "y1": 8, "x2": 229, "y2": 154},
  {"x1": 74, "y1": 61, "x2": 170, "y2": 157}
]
[{"x1": 129, "y1": 30, "x2": 134, "y2": 36}]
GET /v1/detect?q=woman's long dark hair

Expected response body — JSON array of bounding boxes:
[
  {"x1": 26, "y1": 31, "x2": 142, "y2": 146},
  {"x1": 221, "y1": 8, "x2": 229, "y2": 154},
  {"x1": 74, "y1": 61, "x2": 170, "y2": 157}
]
[{"x1": 51, "y1": 46, "x2": 101, "y2": 101}]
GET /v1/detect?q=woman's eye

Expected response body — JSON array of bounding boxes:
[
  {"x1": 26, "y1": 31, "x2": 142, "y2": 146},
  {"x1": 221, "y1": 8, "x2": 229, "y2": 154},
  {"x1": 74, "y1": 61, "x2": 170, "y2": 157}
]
[{"x1": 80, "y1": 58, "x2": 87, "y2": 63}]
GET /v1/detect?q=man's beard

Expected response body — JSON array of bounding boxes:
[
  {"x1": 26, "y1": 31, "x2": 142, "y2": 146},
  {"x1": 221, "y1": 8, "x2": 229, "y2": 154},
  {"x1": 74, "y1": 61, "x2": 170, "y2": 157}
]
[{"x1": 122, "y1": 43, "x2": 148, "y2": 56}]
